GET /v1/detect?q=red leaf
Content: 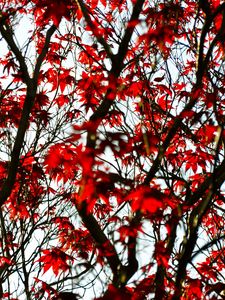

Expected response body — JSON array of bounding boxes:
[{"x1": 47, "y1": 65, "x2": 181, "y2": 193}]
[
  {"x1": 0, "y1": 256, "x2": 12, "y2": 268},
  {"x1": 54, "y1": 95, "x2": 70, "y2": 107},
  {"x1": 126, "y1": 187, "x2": 164, "y2": 213},
  {"x1": 37, "y1": 248, "x2": 73, "y2": 276}
]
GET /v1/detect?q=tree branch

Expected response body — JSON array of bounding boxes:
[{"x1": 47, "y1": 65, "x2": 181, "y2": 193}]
[
  {"x1": 0, "y1": 25, "x2": 56, "y2": 206},
  {"x1": 0, "y1": 18, "x2": 31, "y2": 84},
  {"x1": 76, "y1": 0, "x2": 145, "y2": 287}
]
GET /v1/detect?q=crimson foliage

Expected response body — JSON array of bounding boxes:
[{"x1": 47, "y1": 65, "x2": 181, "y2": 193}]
[{"x1": 0, "y1": 0, "x2": 225, "y2": 299}]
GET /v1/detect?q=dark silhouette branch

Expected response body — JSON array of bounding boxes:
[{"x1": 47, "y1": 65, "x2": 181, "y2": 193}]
[
  {"x1": 76, "y1": 0, "x2": 145, "y2": 288},
  {"x1": 144, "y1": 4, "x2": 225, "y2": 185},
  {"x1": 0, "y1": 24, "x2": 56, "y2": 207}
]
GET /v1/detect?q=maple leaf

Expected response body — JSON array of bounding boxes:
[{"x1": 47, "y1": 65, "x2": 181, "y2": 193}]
[
  {"x1": 54, "y1": 94, "x2": 70, "y2": 107},
  {"x1": 58, "y1": 69, "x2": 74, "y2": 93},
  {"x1": 126, "y1": 186, "x2": 164, "y2": 214},
  {"x1": 44, "y1": 144, "x2": 62, "y2": 170},
  {"x1": 33, "y1": 0, "x2": 76, "y2": 26},
  {"x1": 37, "y1": 248, "x2": 73, "y2": 276},
  {"x1": 0, "y1": 256, "x2": 12, "y2": 268}
]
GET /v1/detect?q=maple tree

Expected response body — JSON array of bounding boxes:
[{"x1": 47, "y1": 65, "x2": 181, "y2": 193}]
[{"x1": 0, "y1": 0, "x2": 225, "y2": 299}]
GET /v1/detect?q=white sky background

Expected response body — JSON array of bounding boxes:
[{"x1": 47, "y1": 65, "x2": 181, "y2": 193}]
[
  {"x1": 0, "y1": 10, "x2": 123, "y2": 299},
  {"x1": 0, "y1": 2, "x2": 224, "y2": 300},
  {"x1": 0, "y1": 8, "x2": 156, "y2": 299},
  {"x1": 0, "y1": 11, "x2": 183, "y2": 300}
]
